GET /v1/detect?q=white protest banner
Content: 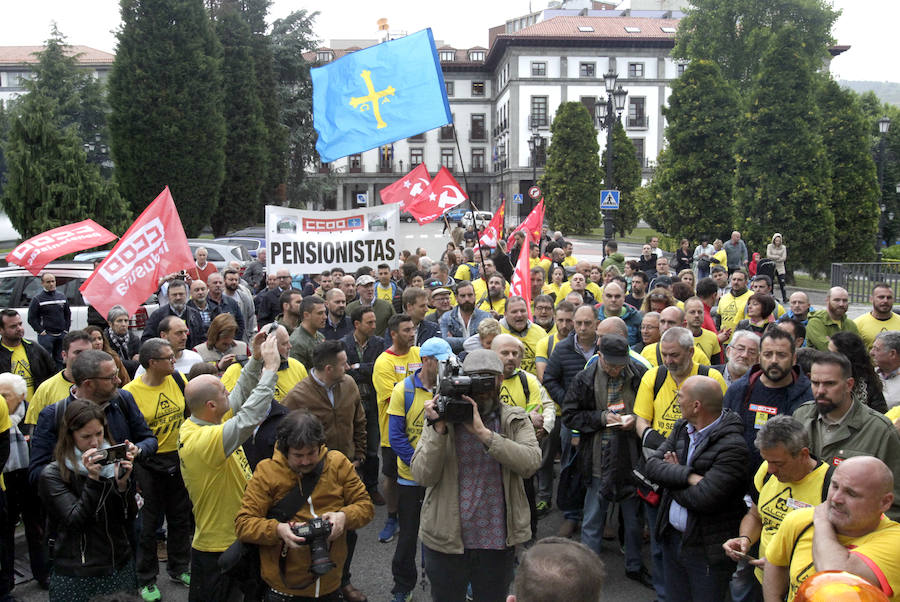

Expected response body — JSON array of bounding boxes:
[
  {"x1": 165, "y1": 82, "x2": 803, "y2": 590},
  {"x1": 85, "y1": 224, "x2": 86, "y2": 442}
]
[{"x1": 266, "y1": 205, "x2": 400, "y2": 273}]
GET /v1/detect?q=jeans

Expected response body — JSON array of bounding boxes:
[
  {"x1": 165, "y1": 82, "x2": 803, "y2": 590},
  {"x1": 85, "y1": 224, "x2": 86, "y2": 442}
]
[
  {"x1": 645, "y1": 500, "x2": 666, "y2": 601},
  {"x1": 559, "y1": 426, "x2": 582, "y2": 522},
  {"x1": 729, "y1": 555, "x2": 763, "y2": 602},
  {"x1": 135, "y1": 464, "x2": 192, "y2": 586},
  {"x1": 38, "y1": 332, "x2": 64, "y2": 371},
  {"x1": 424, "y1": 546, "x2": 515, "y2": 602},
  {"x1": 361, "y1": 396, "x2": 380, "y2": 491},
  {"x1": 581, "y1": 480, "x2": 642, "y2": 573},
  {"x1": 189, "y1": 548, "x2": 241, "y2": 602},
  {"x1": 536, "y1": 419, "x2": 560, "y2": 505},
  {"x1": 392, "y1": 484, "x2": 425, "y2": 594},
  {"x1": 661, "y1": 529, "x2": 733, "y2": 602}
]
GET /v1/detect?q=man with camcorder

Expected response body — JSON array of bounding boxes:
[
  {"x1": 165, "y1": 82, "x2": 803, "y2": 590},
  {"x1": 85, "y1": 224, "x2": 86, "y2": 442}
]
[{"x1": 411, "y1": 349, "x2": 542, "y2": 602}]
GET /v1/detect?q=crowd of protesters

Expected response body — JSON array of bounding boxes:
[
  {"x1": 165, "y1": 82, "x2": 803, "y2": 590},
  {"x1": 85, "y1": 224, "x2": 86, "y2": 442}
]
[{"x1": 0, "y1": 227, "x2": 898, "y2": 602}]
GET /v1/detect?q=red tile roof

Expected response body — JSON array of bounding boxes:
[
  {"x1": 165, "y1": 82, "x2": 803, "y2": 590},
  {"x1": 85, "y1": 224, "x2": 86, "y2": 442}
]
[
  {"x1": 0, "y1": 45, "x2": 114, "y2": 66},
  {"x1": 504, "y1": 16, "x2": 680, "y2": 41}
]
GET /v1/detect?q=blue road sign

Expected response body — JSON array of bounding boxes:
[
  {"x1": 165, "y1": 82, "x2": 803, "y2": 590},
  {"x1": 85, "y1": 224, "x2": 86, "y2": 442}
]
[
  {"x1": 356, "y1": 193, "x2": 368, "y2": 205},
  {"x1": 513, "y1": 193, "x2": 524, "y2": 204},
  {"x1": 600, "y1": 190, "x2": 620, "y2": 210}
]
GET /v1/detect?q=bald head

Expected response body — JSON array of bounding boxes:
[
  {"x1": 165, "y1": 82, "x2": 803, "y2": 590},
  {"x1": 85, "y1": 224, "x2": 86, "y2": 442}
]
[
  {"x1": 491, "y1": 333, "x2": 522, "y2": 352},
  {"x1": 659, "y1": 306, "x2": 685, "y2": 333},
  {"x1": 826, "y1": 286, "x2": 850, "y2": 320},
  {"x1": 184, "y1": 374, "x2": 225, "y2": 415},
  {"x1": 597, "y1": 316, "x2": 628, "y2": 339},
  {"x1": 683, "y1": 375, "x2": 724, "y2": 414},
  {"x1": 837, "y1": 456, "x2": 894, "y2": 497}
]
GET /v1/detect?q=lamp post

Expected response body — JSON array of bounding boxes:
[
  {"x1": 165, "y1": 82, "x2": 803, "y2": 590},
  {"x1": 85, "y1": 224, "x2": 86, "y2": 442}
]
[
  {"x1": 527, "y1": 116, "x2": 546, "y2": 218},
  {"x1": 877, "y1": 116, "x2": 891, "y2": 261},
  {"x1": 595, "y1": 70, "x2": 628, "y2": 253}
]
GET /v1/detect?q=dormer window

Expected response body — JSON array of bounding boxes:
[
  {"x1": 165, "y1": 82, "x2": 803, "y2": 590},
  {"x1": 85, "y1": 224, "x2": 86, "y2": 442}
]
[
  {"x1": 469, "y1": 50, "x2": 485, "y2": 62},
  {"x1": 317, "y1": 50, "x2": 333, "y2": 63},
  {"x1": 440, "y1": 50, "x2": 455, "y2": 62}
]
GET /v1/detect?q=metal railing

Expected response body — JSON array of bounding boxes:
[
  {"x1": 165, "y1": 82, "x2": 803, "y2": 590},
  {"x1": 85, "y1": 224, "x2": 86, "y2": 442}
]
[{"x1": 830, "y1": 262, "x2": 900, "y2": 303}]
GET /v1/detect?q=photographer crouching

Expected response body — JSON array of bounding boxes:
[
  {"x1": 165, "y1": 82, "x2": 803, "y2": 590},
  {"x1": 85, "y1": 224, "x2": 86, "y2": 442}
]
[
  {"x1": 235, "y1": 410, "x2": 373, "y2": 602},
  {"x1": 411, "y1": 349, "x2": 542, "y2": 602}
]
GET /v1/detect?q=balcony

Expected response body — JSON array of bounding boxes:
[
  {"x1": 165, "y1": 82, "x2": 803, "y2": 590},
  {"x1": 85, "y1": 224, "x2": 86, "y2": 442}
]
[
  {"x1": 378, "y1": 163, "x2": 394, "y2": 174},
  {"x1": 627, "y1": 116, "x2": 649, "y2": 129},
  {"x1": 471, "y1": 165, "x2": 485, "y2": 173},
  {"x1": 349, "y1": 165, "x2": 363, "y2": 173}
]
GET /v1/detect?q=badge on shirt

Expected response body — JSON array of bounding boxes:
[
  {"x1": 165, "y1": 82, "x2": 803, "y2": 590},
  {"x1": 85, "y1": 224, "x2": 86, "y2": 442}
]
[
  {"x1": 394, "y1": 365, "x2": 407, "y2": 374},
  {"x1": 408, "y1": 363, "x2": 422, "y2": 371},
  {"x1": 786, "y1": 498, "x2": 812, "y2": 510},
  {"x1": 608, "y1": 402, "x2": 625, "y2": 412},
  {"x1": 749, "y1": 403, "x2": 778, "y2": 429}
]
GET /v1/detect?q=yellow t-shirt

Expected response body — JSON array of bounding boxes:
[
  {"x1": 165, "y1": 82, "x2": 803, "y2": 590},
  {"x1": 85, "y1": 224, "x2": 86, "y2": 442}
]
[
  {"x1": 535, "y1": 333, "x2": 561, "y2": 367},
  {"x1": 766, "y1": 507, "x2": 900, "y2": 602},
  {"x1": 221, "y1": 358, "x2": 307, "y2": 402},
  {"x1": 718, "y1": 290, "x2": 752, "y2": 341},
  {"x1": 386, "y1": 375, "x2": 430, "y2": 482},
  {"x1": 712, "y1": 249, "x2": 727, "y2": 267},
  {"x1": 562, "y1": 256, "x2": 577, "y2": 267},
  {"x1": 886, "y1": 405, "x2": 900, "y2": 423},
  {"x1": 501, "y1": 323, "x2": 548, "y2": 376},
  {"x1": 633, "y1": 363, "x2": 727, "y2": 437},
  {"x1": 693, "y1": 329, "x2": 722, "y2": 364},
  {"x1": 855, "y1": 313, "x2": 900, "y2": 351},
  {"x1": 500, "y1": 369, "x2": 543, "y2": 413},
  {"x1": 376, "y1": 282, "x2": 396, "y2": 303},
  {"x1": 752, "y1": 461, "x2": 832, "y2": 583},
  {"x1": 123, "y1": 375, "x2": 186, "y2": 454},
  {"x1": 479, "y1": 297, "x2": 507, "y2": 316},
  {"x1": 0, "y1": 397, "x2": 10, "y2": 490},
  {"x1": 373, "y1": 348, "x2": 421, "y2": 447},
  {"x1": 4, "y1": 343, "x2": 34, "y2": 400},
  {"x1": 178, "y1": 418, "x2": 253, "y2": 552},
  {"x1": 743, "y1": 301, "x2": 787, "y2": 321},
  {"x1": 640, "y1": 342, "x2": 711, "y2": 367},
  {"x1": 25, "y1": 370, "x2": 74, "y2": 425},
  {"x1": 555, "y1": 281, "x2": 603, "y2": 306},
  {"x1": 537, "y1": 258, "x2": 552, "y2": 275}
]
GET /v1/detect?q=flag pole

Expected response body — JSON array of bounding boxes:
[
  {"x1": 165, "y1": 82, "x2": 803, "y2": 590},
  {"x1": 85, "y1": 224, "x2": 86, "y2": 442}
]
[{"x1": 453, "y1": 126, "x2": 493, "y2": 311}]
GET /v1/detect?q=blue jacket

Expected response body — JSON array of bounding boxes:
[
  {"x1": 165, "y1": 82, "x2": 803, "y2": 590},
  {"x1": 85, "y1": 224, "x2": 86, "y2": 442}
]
[
  {"x1": 542, "y1": 333, "x2": 598, "y2": 406},
  {"x1": 29, "y1": 390, "x2": 158, "y2": 486},
  {"x1": 27, "y1": 289, "x2": 71, "y2": 334},
  {"x1": 439, "y1": 306, "x2": 490, "y2": 353},
  {"x1": 595, "y1": 303, "x2": 643, "y2": 347}
]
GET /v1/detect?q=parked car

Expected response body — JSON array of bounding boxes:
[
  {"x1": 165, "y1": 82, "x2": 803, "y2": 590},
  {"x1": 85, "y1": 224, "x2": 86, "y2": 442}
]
[
  {"x1": 0, "y1": 262, "x2": 158, "y2": 339},
  {"x1": 400, "y1": 211, "x2": 416, "y2": 223},
  {"x1": 445, "y1": 208, "x2": 468, "y2": 223},
  {"x1": 461, "y1": 211, "x2": 493, "y2": 229},
  {"x1": 214, "y1": 236, "x2": 265, "y2": 258},
  {"x1": 186, "y1": 240, "x2": 251, "y2": 268}
]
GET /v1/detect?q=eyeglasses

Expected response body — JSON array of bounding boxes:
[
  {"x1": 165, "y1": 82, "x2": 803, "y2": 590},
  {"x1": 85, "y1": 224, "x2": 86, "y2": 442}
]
[
  {"x1": 650, "y1": 294, "x2": 668, "y2": 301},
  {"x1": 90, "y1": 374, "x2": 120, "y2": 381},
  {"x1": 152, "y1": 355, "x2": 176, "y2": 362}
]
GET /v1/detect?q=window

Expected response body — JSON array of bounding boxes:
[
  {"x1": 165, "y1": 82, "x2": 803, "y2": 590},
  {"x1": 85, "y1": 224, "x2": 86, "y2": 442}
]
[
  {"x1": 469, "y1": 50, "x2": 485, "y2": 62},
  {"x1": 633, "y1": 138, "x2": 645, "y2": 167},
  {"x1": 661, "y1": 26, "x2": 677, "y2": 34},
  {"x1": 530, "y1": 96, "x2": 548, "y2": 127},
  {"x1": 445, "y1": 81, "x2": 455, "y2": 97},
  {"x1": 628, "y1": 63, "x2": 645, "y2": 78},
  {"x1": 471, "y1": 149, "x2": 485, "y2": 172},
  {"x1": 470, "y1": 114, "x2": 486, "y2": 141},
  {"x1": 440, "y1": 121, "x2": 455, "y2": 141},
  {"x1": 676, "y1": 63, "x2": 687, "y2": 76},
  {"x1": 531, "y1": 62, "x2": 547, "y2": 77},
  {"x1": 349, "y1": 154, "x2": 362, "y2": 172},
  {"x1": 441, "y1": 148, "x2": 455, "y2": 170},
  {"x1": 316, "y1": 50, "x2": 333, "y2": 63},
  {"x1": 408, "y1": 132, "x2": 425, "y2": 142},
  {"x1": 624, "y1": 26, "x2": 641, "y2": 33},
  {"x1": 577, "y1": 26, "x2": 594, "y2": 33},
  {"x1": 410, "y1": 148, "x2": 423, "y2": 167},
  {"x1": 580, "y1": 96, "x2": 597, "y2": 122},
  {"x1": 579, "y1": 62, "x2": 595, "y2": 78},
  {"x1": 440, "y1": 50, "x2": 455, "y2": 62},
  {"x1": 627, "y1": 97, "x2": 647, "y2": 129},
  {"x1": 4, "y1": 71, "x2": 31, "y2": 88},
  {"x1": 472, "y1": 81, "x2": 485, "y2": 96}
]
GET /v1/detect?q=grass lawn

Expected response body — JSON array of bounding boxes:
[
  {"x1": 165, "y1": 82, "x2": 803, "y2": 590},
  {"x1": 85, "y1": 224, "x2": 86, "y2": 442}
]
[
  {"x1": 588, "y1": 225, "x2": 663, "y2": 244},
  {"x1": 791, "y1": 273, "x2": 830, "y2": 292}
]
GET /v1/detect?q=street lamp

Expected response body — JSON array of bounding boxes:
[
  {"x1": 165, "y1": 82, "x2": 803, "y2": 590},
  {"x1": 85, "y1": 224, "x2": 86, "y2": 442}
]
[
  {"x1": 595, "y1": 70, "x2": 628, "y2": 253},
  {"x1": 527, "y1": 116, "x2": 546, "y2": 215},
  {"x1": 877, "y1": 116, "x2": 891, "y2": 261}
]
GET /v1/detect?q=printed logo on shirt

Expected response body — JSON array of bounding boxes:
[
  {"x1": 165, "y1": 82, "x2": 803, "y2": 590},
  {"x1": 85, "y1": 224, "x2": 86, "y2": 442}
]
[
  {"x1": 11, "y1": 358, "x2": 32, "y2": 390},
  {"x1": 760, "y1": 485, "x2": 793, "y2": 531},
  {"x1": 151, "y1": 393, "x2": 183, "y2": 438},
  {"x1": 659, "y1": 400, "x2": 682, "y2": 433}
]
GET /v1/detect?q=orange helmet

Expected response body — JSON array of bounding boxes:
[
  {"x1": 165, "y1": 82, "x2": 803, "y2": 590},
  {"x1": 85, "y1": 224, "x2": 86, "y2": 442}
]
[{"x1": 795, "y1": 571, "x2": 889, "y2": 602}]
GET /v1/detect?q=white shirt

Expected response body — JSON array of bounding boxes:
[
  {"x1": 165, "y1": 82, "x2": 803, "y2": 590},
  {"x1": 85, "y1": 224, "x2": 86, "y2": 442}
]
[{"x1": 135, "y1": 349, "x2": 204, "y2": 377}]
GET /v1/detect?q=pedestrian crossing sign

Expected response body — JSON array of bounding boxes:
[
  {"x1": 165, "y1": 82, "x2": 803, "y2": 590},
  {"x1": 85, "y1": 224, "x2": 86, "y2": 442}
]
[{"x1": 600, "y1": 190, "x2": 620, "y2": 210}]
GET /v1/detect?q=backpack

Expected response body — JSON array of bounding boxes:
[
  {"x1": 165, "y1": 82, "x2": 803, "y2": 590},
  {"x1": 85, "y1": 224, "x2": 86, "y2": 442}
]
[{"x1": 652, "y1": 364, "x2": 711, "y2": 399}]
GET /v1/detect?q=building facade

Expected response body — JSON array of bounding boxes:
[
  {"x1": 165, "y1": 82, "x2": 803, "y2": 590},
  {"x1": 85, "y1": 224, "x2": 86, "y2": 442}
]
[{"x1": 0, "y1": 45, "x2": 114, "y2": 105}]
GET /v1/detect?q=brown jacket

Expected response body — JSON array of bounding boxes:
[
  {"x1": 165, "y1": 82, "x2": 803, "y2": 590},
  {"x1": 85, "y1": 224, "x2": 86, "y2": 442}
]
[
  {"x1": 234, "y1": 448, "x2": 374, "y2": 597},
  {"x1": 281, "y1": 374, "x2": 367, "y2": 463}
]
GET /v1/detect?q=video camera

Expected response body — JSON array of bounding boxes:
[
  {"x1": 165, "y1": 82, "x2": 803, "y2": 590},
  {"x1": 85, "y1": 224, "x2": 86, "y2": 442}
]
[
  {"x1": 290, "y1": 517, "x2": 335, "y2": 576},
  {"x1": 434, "y1": 358, "x2": 496, "y2": 423}
]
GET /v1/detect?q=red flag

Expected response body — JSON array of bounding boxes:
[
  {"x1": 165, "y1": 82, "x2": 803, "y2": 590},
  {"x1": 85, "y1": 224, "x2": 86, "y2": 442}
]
[
  {"x1": 509, "y1": 230, "x2": 533, "y2": 320},
  {"x1": 507, "y1": 199, "x2": 545, "y2": 248},
  {"x1": 8, "y1": 220, "x2": 117, "y2": 276},
  {"x1": 379, "y1": 163, "x2": 432, "y2": 209},
  {"x1": 80, "y1": 187, "x2": 194, "y2": 317},
  {"x1": 476, "y1": 201, "x2": 506, "y2": 249},
  {"x1": 405, "y1": 167, "x2": 468, "y2": 225}
]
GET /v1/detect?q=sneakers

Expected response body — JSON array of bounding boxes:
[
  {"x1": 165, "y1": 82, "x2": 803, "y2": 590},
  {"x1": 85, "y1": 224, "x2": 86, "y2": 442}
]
[
  {"x1": 391, "y1": 592, "x2": 413, "y2": 602},
  {"x1": 379, "y1": 517, "x2": 399, "y2": 543},
  {"x1": 170, "y1": 572, "x2": 190, "y2": 587},
  {"x1": 140, "y1": 585, "x2": 162, "y2": 602},
  {"x1": 535, "y1": 500, "x2": 550, "y2": 518}
]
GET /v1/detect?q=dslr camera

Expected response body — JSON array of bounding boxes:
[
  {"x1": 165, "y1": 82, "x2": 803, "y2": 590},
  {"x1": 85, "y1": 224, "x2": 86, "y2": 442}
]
[
  {"x1": 434, "y1": 358, "x2": 496, "y2": 423},
  {"x1": 291, "y1": 517, "x2": 335, "y2": 576}
]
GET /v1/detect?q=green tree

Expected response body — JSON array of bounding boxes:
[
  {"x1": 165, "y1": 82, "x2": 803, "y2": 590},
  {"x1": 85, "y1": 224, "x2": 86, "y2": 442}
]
[
  {"x1": 646, "y1": 60, "x2": 740, "y2": 242},
  {"x1": 108, "y1": 0, "x2": 226, "y2": 235},
  {"x1": 0, "y1": 102, "x2": 9, "y2": 196},
  {"x1": 734, "y1": 25, "x2": 834, "y2": 274},
  {"x1": 817, "y1": 79, "x2": 880, "y2": 262},
  {"x1": 600, "y1": 120, "x2": 641, "y2": 236},
  {"x1": 673, "y1": 0, "x2": 839, "y2": 92},
  {"x1": 858, "y1": 93, "x2": 900, "y2": 248},
  {"x1": 2, "y1": 94, "x2": 130, "y2": 239},
  {"x1": 211, "y1": 4, "x2": 267, "y2": 235},
  {"x1": 539, "y1": 102, "x2": 602, "y2": 234}
]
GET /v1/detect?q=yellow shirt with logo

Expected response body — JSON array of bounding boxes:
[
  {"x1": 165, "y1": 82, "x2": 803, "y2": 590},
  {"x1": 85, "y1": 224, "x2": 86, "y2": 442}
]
[
  {"x1": 633, "y1": 363, "x2": 727, "y2": 437},
  {"x1": 854, "y1": 312, "x2": 900, "y2": 351},
  {"x1": 555, "y1": 281, "x2": 603, "y2": 306},
  {"x1": 25, "y1": 370, "x2": 74, "y2": 425},
  {"x1": 718, "y1": 289, "x2": 752, "y2": 341},
  {"x1": 222, "y1": 358, "x2": 307, "y2": 402},
  {"x1": 386, "y1": 375, "x2": 429, "y2": 482},
  {"x1": 3, "y1": 344, "x2": 34, "y2": 400},
  {"x1": 178, "y1": 418, "x2": 253, "y2": 552},
  {"x1": 693, "y1": 329, "x2": 722, "y2": 364},
  {"x1": 640, "y1": 342, "x2": 711, "y2": 367},
  {"x1": 123, "y1": 375, "x2": 186, "y2": 453},
  {"x1": 501, "y1": 323, "x2": 547, "y2": 377},
  {"x1": 373, "y1": 348, "x2": 421, "y2": 448},
  {"x1": 766, "y1": 507, "x2": 900, "y2": 602},
  {"x1": 752, "y1": 460, "x2": 832, "y2": 583},
  {"x1": 376, "y1": 282, "x2": 396, "y2": 303},
  {"x1": 500, "y1": 369, "x2": 543, "y2": 413}
]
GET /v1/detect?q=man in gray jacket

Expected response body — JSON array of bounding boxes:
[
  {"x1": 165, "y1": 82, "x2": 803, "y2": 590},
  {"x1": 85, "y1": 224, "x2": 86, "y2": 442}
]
[{"x1": 411, "y1": 349, "x2": 541, "y2": 602}]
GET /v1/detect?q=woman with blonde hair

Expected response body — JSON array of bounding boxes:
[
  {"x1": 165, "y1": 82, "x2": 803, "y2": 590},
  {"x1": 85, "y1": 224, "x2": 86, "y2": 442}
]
[
  {"x1": 640, "y1": 287, "x2": 677, "y2": 314},
  {"x1": 766, "y1": 233, "x2": 788, "y2": 303},
  {"x1": 193, "y1": 313, "x2": 248, "y2": 373}
]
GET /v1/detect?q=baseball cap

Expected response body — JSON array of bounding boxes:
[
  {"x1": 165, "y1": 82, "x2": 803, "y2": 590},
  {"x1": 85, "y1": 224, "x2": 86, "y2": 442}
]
[
  {"x1": 355, "y1": 275, "x2": 376, "y2": 286},
  {"x1": 599, "y1": 334, "x2": 629, "y2": 365},
  {"x1": 419, "y1": 337, "x2": 452, "y2": 361},
  {"x1": 462, "y1": 349, "x2": 503, "y2": 375}
]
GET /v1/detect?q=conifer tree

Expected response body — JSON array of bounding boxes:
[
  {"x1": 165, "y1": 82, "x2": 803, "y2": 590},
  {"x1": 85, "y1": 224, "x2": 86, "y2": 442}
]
[{"x1": 600, "y1": 120, "x2": 641, "y2": 236}]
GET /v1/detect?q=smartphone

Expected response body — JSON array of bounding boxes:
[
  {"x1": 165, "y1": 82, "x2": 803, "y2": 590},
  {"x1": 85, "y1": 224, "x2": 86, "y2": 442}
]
[
  {"x1": 93, "y1": 443, "x2": 129, "y2": 466},
  {"x1": 732, "y1": 550, "x2": 758, "y2": 563}
]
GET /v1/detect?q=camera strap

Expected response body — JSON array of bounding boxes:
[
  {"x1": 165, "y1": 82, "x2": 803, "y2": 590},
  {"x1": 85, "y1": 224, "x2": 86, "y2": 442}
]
[{"x1": 272, "y1": 455, "x2": 326, "y2": 591}]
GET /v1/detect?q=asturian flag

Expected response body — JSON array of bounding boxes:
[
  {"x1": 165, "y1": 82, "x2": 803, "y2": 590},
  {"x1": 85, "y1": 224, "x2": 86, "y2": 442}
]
[
  {"x1": 404, "y1": 167, "x2": 468, "y2": 225},
  {"x1": 509, "y1": 231, "x2": 533, "y2": 320},
  {"x1": 379, "y1": 163, "x2": 431, "y2": 209},
  {"x1": 312, "y1": 29, "x2": 452, "y2": 162}
]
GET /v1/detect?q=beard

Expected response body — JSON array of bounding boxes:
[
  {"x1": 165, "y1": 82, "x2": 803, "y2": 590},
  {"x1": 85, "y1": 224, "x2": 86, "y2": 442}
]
[
  {"x1": 170, "y1": 301, "x2": 186, "y2": 313},
  {"x1": 762, "y1": 363, "x2": 789, "y2": 382},
  {"x1": 815, "y1": 397, "x2": 840, "y2": 416},
  {"x1": 459, "y1": 300, "x2": 475, "y2": 313}
]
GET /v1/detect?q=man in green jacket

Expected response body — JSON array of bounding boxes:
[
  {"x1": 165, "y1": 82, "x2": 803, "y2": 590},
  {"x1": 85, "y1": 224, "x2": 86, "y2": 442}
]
[
  {"x1": 288, "y1": 295, "x2": 325, "y2": 370},
  {"x1": 792, "y1": 352, "x2": 900, "y2": 520},
  {"x1": 805, "y1": 286, "x2": 858, "y2": 350}
]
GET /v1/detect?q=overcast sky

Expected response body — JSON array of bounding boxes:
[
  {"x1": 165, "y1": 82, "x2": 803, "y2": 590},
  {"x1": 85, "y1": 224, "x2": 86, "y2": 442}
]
[{"x1": 2, "y1": 0, "x2": 897, "y2": 83}]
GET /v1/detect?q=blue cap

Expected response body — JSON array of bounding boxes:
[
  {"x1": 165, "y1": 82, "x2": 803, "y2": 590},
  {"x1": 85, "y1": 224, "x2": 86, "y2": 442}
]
[{"x1": 419, "y1": 337, "x2": 452, "y2": 361}]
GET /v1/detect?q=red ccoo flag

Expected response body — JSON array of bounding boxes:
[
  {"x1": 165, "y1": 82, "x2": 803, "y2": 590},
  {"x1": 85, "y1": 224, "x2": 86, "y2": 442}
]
[
  {"x1": 8, "y1": 220, "x2": 117, "y2": 276},
  {"x1": 80, "y1": 187, "x2": 195, "y2": 318},
  {"x1": 379, "y1": 163, "x2": 431, "y2": 209},
  {"x1": 507, "y1": 198, "x2": 544, "y2": 249},
  {"x1": 405, "y1": 166, "x2": 468, "y2": 225},
  {"x1": 509, "y1": 230, "x2": 533, "y2": 320},
  {"x1": 475, "y1": 200, "x2": 505, "y2": 249}
]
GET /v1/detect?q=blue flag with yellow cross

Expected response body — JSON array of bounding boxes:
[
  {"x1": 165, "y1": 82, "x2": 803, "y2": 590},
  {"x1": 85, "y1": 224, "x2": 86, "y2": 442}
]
[{"x1": 311, "y1": 28, "x2": 452, "y2": 163}]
